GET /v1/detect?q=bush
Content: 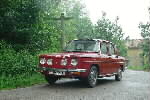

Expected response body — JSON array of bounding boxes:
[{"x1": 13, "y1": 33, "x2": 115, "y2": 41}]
[
  {"x1": 0, "y1": 40, "x2": 37, "y2": 77},
  {"x1": 0, "y1": 40, "x2": 45, "y2": 89},
  {"x1": 0, "y1": 73, "x2": 45, "y2": 89},
  {"x1": 143, "y1": 64, "x2": 150, "y2": 71}
]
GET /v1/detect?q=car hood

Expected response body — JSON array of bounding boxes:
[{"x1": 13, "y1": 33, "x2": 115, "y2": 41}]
[{"x1": 40, "y1": 52, "x2": 99, "y2": 58}]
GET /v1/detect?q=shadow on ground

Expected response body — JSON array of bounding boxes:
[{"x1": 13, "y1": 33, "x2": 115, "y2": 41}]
[{"x1": 40, "y1": 78, "x2": 117, "y2": 89}]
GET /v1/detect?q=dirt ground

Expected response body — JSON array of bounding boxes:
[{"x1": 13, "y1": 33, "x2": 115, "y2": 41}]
[{"x1": 0, "y1": 70, "x2": 150, "y2": 100}]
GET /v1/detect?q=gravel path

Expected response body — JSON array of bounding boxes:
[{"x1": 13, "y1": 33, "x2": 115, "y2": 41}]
[{"x1": 0, "y1": 70, "x2": 150, "y2": 100}]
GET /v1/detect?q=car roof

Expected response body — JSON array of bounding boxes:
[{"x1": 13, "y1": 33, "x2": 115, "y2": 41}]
[{"x1": 73, "y1": 39, "x2": 112, "y2": 44}]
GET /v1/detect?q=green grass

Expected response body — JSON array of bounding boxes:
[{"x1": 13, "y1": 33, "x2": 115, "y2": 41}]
[
  {"x1": 0, "y1": 73, "x2": 46, "y2": 90},
  {"x1": 128, "y1": 65, "x2": 150, "y2": 71},
  {"x1": 128, "y1": 66, "x2": 145, "y2": 71}
]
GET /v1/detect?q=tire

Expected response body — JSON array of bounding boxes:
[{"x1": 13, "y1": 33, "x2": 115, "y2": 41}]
[
  {"x1": 45, "y1": 75, "x2": 58, "y2": 84},
  {"x1": 115, "y1": 69, "x2": 122, "y2": 81},
  {"x1": 86, "y1": 66, "x2": 98, "y2": 88}
]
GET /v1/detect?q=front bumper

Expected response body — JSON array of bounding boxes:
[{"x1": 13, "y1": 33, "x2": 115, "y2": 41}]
[{"x1": 38, "y1": 67, "x2": 87, "y2": 73}]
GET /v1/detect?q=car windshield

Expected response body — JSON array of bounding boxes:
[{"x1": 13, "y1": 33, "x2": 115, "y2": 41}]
[{"x1": 65, "y1": 40, "x2": 100, "y2": 52}]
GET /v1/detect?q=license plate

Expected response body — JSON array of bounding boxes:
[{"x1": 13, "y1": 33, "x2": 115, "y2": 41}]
[
  {"x1": 48, "y1": 71, "x2": 53, "y2": 74},
  {"x1": 54, "y1": 71, "x2": 65, "y2": 75},
  {"x1": 48, "y1": 71, "x2": 65, "y2": 75}
]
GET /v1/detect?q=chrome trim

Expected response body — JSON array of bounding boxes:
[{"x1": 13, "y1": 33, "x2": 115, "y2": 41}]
[
  {"x1": 83, "y1": 61, "x2": 125, "y2": 64},
  {"x1": 38, "y1": 67, "x2": 87, "y2": 72},
  {"x1": 83, "y1": 61, "x2": 103, "y2": 63}
]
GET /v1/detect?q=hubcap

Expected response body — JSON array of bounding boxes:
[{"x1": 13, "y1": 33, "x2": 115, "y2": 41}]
[
  {"x1": 89, "y1": 68, "x2": 97, "y2": 85},
  {"x1": 118, "y1": 69, "x2": 122, "y2": 79}
]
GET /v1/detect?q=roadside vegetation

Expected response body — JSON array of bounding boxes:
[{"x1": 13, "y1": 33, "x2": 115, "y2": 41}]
[
  {"x1": 139, "y1": 20, "x2": 150, "y2": 71},
  {"x1": 128, "y1": 65, "x2": 150, "y2": 71},
  {"x1": 0, "y1": 40, "x2": 46, "y2": 90},
  {"x1": 0, "y1": 0, "x2": 149, "y2": 90},
  {"x1": 128, "y1": 7, "x2": 150, "y2": 72}
]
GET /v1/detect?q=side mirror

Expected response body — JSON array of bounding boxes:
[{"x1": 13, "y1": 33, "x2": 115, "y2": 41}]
[
  {"x1": 108, "y1": 53, "x2": 111, "y2": 56},
  {"x1": 98, "y1": 50, "x2": 101, "y2": 55},
  {"x1": 115, "y1": 49, "x2": 120, "y2": 58}
]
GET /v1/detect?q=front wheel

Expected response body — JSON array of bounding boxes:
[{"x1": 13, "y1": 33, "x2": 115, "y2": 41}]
[
  {"x1": 45, "y1": 75, "x2": 58, "y2": 84},
  {"x1": 86, "y1": 66, "x2": 98, "y2": 88},
  {"x1": 115, "y1": 69, "x2": 122, "y2": 81}
]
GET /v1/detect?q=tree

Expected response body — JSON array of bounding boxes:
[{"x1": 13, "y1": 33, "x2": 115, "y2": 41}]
[
  {"x1": 28, "y1": 0, "x2": 62, "y2": 53},
  {"x1": 139, "y1": 22, "x2": 150, "y2": 66},
  {"x1": 0, "y1": 0, "x2": 63, "y2": 52},
  {"x1": 0, "y1": 0, "x2": 39, "y2": 44},
  {"x1": 59, "y1": 0, "x2": 93, "y2": 41},
  {"x1": 138, "y1": 7, "x2": 150, "y2": 68},
  {"x1": 94, "y1": 13, "x2": 127, "y2": 56}
]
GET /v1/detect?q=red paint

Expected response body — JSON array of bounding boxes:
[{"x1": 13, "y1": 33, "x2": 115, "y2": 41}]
[{"x1": 38, "y1": 39, "x2": 127, "y2": 78}]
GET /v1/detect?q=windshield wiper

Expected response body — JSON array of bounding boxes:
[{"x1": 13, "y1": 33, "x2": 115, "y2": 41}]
[
  {"x1": 66, "y1": 49, "x2": 90, "y2": 52},
  {"x1": 65, "y1": 50, "x2": 82, "y2": 52}
]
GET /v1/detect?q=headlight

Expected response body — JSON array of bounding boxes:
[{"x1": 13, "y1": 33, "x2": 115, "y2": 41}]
[
  {"x1": 40, "y1": 58, "x2": 46, "y2": 64},
  {"x1": 71, "y1": 59, "x2": 78, "y2": 66},
  {"x1": 61, "y1": 59, "x2": 67, "y2": 66},
  {"x1": 47, "y1": 59, "x2": 53, "y2": 65}
]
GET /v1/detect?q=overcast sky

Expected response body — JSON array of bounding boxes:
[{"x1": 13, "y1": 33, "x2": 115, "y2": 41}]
[{"x1": 83, "y1": 0, "x2": 150, "y2": 39}]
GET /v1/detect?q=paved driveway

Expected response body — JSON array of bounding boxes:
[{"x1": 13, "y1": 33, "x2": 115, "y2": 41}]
[{"x1": 0, "y1": 70, "x2": 150, "y2": 100}]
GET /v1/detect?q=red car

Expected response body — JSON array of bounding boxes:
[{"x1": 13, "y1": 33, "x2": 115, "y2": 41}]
[{"x1": 38, "y1": 39, "x2": 127, "y2": 87}]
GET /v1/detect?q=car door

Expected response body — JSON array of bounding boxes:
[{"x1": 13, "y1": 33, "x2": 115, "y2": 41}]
[
  {"x1": 100, "y1": 41, "x2": 112, "y2": 74},
  {"x1": 108, "y1": 43, "x2": 120, "y2": 73}
]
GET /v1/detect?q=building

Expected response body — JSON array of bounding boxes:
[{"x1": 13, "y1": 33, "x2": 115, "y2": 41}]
[{"x1": 126, "y1": 39, "x2": 143, "y2": 66}]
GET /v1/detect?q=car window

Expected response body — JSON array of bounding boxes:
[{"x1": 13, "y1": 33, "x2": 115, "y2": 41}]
[
  {"x1": 65, "y1": 40, "x2": 100, "y2": 52},
  {"x1": 109, "y1": 44, "x2": 115, "y2": 55},
  {"x1": 101, "y1": 42, "x2": 108, "y2": 54}
]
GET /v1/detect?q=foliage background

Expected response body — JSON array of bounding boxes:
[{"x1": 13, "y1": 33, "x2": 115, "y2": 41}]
[
  {"x1": 139, "y1": 22, "x2": 150, "y2": 69},
  {"x1": 0, "y1": 0, "x2": 128, "y2": 89}
]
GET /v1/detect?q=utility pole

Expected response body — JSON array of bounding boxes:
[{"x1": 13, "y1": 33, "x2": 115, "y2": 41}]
[
  {"x1": 148, "y1": 7, "x2": 150, "y2": 22},
  {"x1": 115, "y1": 16, "x2": 119, "y2": 25},
  {"x1": 52, "y1": 13, "x2": 72, "y2": 50}
]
